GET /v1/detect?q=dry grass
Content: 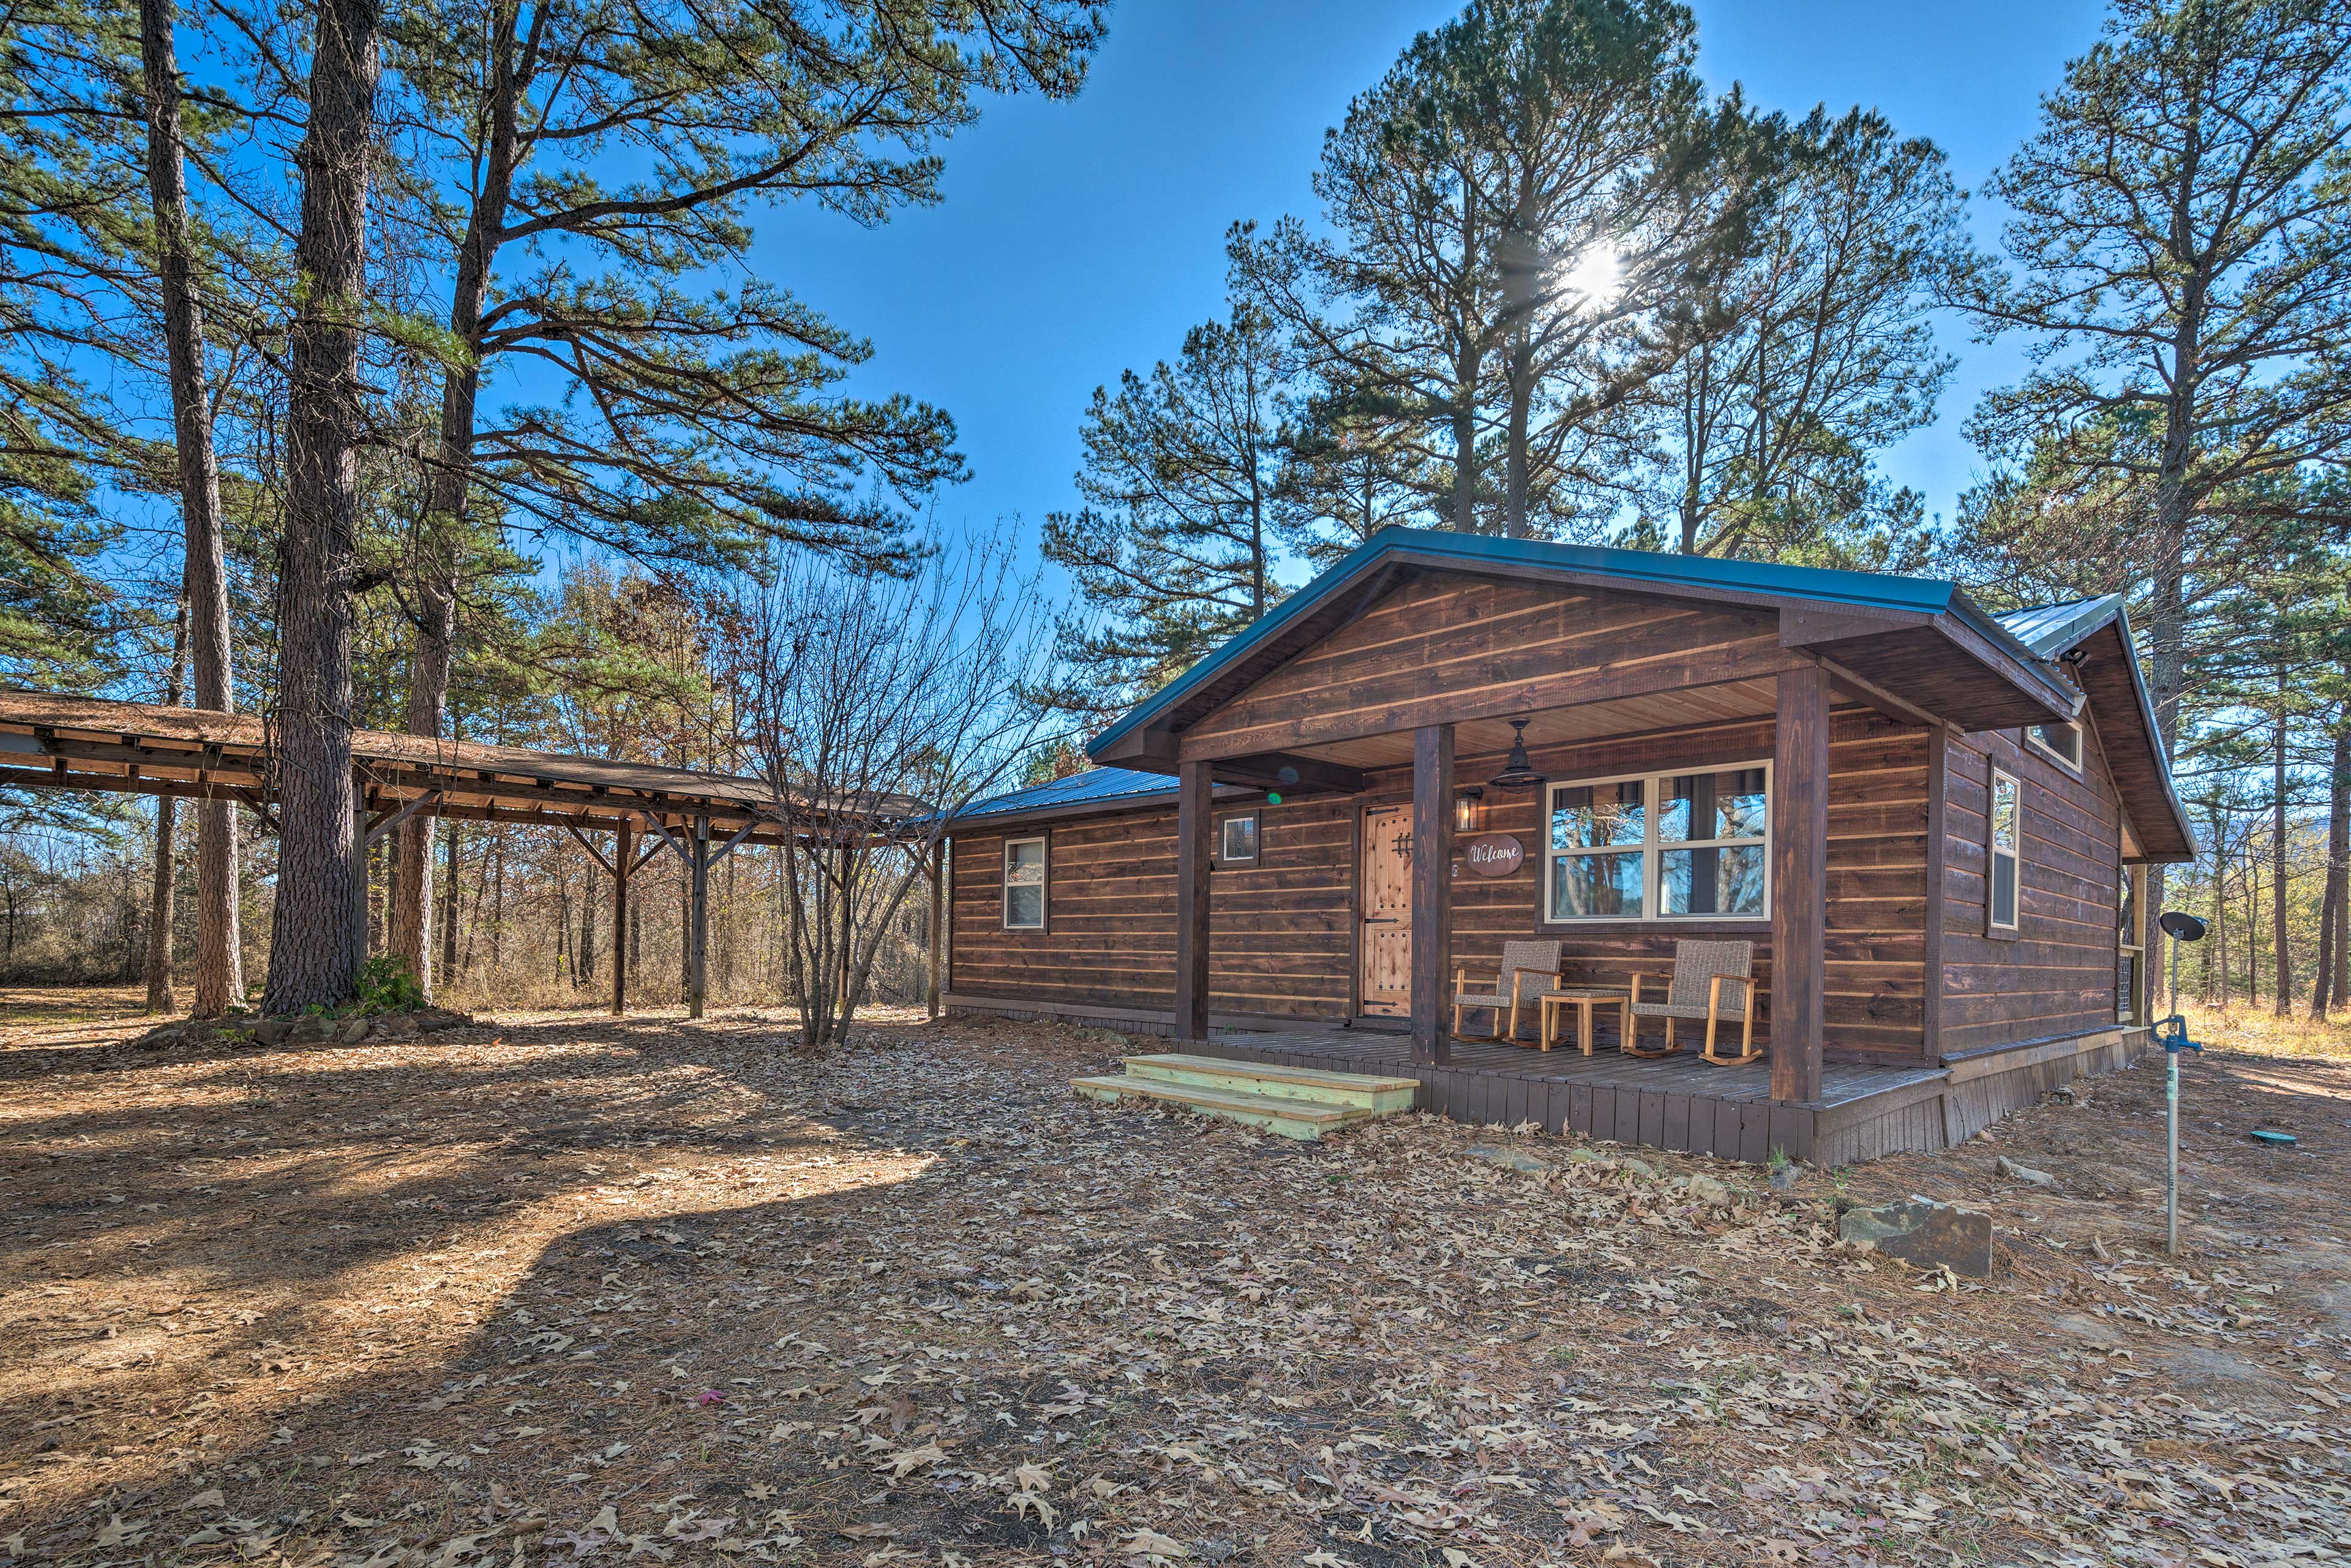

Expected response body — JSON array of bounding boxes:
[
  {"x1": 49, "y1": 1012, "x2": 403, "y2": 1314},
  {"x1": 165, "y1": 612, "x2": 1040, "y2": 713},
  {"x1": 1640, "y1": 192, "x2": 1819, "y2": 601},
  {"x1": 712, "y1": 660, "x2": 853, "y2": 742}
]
[
  {"x1": 1, "y1": 994, "x2": 2346, "y2": 1567},
  {"x1": 2167, "y1": 998, "x2": 2351, "y2": 1062}
]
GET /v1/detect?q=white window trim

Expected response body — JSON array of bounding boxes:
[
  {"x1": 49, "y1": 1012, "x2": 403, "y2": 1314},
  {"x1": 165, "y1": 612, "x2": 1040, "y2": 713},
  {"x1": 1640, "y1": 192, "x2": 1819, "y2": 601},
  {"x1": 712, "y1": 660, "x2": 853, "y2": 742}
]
[
  {"x1": 1539, "y1": 762, "x2": 1772, "y2": 924},
  {"x1": 1988, "y1": 768, "x2": 2021, "y2": 932},
  {"x1": 2024, "y1": 718, "x2": 2084, "y2": 773},
  {"x1": 1002, "y1": 835, "x2": 1047, "y2": 931},
  {"x1": 1216, "y1": 809, "x2": 1261, "y2": 866}
]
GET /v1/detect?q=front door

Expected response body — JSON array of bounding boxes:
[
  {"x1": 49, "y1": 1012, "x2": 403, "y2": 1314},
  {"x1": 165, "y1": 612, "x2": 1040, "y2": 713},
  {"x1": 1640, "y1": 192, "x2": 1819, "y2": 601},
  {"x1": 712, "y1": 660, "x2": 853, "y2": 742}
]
[{"x1": 1360, "y1": 805, "x2": 1412, "y2": 1016}]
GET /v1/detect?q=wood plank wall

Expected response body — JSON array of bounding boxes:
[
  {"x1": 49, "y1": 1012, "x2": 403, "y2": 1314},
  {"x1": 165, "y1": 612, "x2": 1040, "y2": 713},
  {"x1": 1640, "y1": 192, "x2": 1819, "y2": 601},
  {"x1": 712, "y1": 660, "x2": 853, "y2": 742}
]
[
  {"x1": 947, "y1": 793, "x2": 1355, "y2": 1021},
  {"x1": 1938, "y1": 725, "x2": 2126, "y2": 1053},
  {"x1": 949, "y1": 707, "x2": 1934, "y2": 1060},
  {"x1": 1179, "y1": 573, "x2": 1801, "y2": 757}
]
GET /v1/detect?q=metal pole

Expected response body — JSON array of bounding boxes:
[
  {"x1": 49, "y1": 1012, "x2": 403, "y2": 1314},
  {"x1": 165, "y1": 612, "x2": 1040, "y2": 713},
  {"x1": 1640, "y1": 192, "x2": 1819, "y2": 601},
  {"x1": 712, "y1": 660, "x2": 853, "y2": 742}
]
[{"x1": 2165, "y1": 929, "x2": 2183, "y2": 1258}]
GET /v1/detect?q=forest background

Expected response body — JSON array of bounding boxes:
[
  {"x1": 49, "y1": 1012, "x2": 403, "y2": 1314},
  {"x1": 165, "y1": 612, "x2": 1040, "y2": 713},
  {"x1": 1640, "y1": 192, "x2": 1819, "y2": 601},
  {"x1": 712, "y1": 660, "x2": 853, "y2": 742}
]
[{"x1": 4, "y1": 0, "x2": 2347, "y2": 1036}]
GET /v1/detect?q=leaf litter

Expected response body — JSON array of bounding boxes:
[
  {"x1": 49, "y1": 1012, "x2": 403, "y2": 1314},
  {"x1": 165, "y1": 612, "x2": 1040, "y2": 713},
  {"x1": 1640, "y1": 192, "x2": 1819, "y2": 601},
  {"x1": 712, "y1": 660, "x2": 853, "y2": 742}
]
[{"x1": 0, "y1": 999, "x2": 2346, "y2": 1566}]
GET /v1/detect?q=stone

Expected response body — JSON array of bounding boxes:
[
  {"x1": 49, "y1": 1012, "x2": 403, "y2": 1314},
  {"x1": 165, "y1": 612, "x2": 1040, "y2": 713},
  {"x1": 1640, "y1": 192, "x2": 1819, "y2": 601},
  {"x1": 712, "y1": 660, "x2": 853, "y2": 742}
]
[
  {"x1": 1837, "y1": 1196, "x2": 1993, "y2": 1278},
  {"x1": 248, "y1": 1018, "x2": 294, "y2": 1047},
  {"x1": 1768, "y1": 1163, "x2": 1799, "y2": 1193},
  {"x1": 1617, "y1": 1157, "x2": 1659, "y2": 1180},
  {"x1": 1466, "y1": 1144, "x2": 1550, "y2": 1175},
  {"x1": 287, "y1": 1015, "x2": 338, "y2": 1044},
  {"x1": 1681, "y1": 1174, "x2": 1734, "y2": 1209},
  {"x1": 1995, "y1": 1155, "x2": 2057, "y2": 1188}
]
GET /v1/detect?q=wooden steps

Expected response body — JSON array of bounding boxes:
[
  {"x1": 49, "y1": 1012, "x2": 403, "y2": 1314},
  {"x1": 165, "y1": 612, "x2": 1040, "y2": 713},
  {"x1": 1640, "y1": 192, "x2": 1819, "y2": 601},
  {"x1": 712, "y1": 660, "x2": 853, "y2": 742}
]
[{"x1": 1071, "y1": 1053, "x2": 1419, "y2": 1141}]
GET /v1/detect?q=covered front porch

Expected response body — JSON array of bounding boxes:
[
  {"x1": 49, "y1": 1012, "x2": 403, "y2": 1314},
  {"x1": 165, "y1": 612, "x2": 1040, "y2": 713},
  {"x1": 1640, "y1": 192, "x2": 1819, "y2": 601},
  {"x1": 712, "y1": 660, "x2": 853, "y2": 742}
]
[{"x1": 1159, "y1": 659, "x2": 1850, "y2": 1108}]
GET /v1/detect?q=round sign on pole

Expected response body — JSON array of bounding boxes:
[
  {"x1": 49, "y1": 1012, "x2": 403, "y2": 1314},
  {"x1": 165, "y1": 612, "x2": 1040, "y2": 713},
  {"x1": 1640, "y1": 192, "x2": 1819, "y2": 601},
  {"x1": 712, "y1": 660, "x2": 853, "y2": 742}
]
[{"x1": 1460, "y1": 833, "x2": 1524, "y2": 877}]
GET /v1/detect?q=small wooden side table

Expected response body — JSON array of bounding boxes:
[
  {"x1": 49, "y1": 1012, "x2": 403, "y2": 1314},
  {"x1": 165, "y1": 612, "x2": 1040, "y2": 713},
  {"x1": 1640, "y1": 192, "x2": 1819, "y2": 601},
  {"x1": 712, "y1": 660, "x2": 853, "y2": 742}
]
[{"x1": 1538, "y1": 988, "x2": 1631, "y2": 1056}]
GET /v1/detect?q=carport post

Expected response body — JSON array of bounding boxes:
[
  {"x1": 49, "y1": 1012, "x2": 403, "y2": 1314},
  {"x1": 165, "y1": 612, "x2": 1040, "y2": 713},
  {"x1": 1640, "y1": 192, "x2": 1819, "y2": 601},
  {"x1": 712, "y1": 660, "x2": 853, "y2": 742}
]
[
  {"x1": 687, "y1": 814, "x2": 710, "y2": 1018},
  {"x1": 611, "y1": 820, "x2": 632, "y2": 1017}
]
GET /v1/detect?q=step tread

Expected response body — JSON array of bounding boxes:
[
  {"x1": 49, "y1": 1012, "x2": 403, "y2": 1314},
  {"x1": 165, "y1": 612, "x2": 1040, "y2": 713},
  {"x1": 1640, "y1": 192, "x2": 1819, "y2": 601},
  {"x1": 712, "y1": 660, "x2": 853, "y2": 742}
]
[
  {"x1": 1120, "y1": 1052, "x2": 1419, "y2": 1095},
  {"x1": 1073, "y1": 1075, "x2": 1378, "y2": 1127}
]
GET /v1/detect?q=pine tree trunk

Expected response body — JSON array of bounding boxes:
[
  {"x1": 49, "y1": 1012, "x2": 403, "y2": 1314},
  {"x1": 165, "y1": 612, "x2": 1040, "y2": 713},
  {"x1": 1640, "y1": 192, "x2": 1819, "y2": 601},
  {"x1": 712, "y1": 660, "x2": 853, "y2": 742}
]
[
  {"x1": 140, "y1": 0, "x2": 244, "y2": 1017},
  {"x1": 143, "y1": 590, "x2": 190, "y2": 1013},
  {"x1": 262, "y1": 0, "x2": 380, "y2": 1016},
  {"x1": 2273, "y1": 702, "x2": 2292, "y2": 1017},
  {"x1": 393, "y1": 13, "x2": 526, "y2": 996},
  {"x1": 2316, "y1": 726, "x2": 2350, "y2": 1021}
]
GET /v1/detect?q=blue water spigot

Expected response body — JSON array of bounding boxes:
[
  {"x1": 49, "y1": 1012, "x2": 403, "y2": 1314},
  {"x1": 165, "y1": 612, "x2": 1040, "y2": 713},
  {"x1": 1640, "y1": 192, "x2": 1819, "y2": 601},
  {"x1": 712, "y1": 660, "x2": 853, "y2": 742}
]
[{"x1": 2152, "y1": 1013, "x2": 2201, "y2": 1055}]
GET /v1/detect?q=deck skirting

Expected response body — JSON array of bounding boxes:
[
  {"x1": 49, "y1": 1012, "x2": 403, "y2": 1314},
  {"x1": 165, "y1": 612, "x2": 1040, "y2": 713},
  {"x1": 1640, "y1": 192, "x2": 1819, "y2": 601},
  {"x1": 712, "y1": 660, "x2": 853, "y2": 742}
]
[{"x1": 952, "y1": 992, "x2": 2146, "y2": 1166}]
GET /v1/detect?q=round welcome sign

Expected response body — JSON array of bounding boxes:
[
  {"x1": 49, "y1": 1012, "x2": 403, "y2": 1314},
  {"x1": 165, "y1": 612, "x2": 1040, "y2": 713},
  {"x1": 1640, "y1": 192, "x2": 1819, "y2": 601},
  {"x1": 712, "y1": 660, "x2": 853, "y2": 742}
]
[{"x1": 1460, "y1": 833, "x2": 1524, "y2": 877}]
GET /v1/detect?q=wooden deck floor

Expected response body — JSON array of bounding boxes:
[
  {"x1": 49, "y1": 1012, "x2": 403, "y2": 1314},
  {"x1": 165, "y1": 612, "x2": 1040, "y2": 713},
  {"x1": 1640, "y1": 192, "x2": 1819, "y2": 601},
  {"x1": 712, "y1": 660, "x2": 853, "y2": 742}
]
[{"x1": 1193, "y1": 1024, "x2": 1952, "y2": 1165}]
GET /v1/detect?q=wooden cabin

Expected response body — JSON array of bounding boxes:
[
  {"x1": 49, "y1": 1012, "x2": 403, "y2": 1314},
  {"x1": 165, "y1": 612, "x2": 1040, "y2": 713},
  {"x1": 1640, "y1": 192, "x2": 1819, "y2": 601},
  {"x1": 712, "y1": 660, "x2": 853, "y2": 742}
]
[{"x1": 940, "y1": 529, "x2": 2194, "y2": 1165}]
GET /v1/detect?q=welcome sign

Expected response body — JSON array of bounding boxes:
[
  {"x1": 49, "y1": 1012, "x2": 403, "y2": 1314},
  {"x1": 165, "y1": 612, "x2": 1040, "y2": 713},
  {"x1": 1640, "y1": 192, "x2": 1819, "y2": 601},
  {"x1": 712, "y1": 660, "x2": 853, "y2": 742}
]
[{"x1": 1460, "y1": 833, "x2": 1525, "y2": 878}]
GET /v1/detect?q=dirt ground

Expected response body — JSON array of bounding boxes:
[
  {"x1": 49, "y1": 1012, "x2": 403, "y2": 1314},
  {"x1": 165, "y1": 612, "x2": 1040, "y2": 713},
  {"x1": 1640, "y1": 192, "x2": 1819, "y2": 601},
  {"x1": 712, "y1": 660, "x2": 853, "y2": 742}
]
[{"x1": 1, "y1": 989, "x2": 2345, "y2": 1568}]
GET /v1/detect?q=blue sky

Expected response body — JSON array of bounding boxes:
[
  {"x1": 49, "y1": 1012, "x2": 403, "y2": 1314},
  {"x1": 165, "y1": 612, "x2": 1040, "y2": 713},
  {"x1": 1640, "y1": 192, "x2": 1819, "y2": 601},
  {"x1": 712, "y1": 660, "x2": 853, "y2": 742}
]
[{"x1": 651, "y1": 0, "x2": 2117, "y2": 577}]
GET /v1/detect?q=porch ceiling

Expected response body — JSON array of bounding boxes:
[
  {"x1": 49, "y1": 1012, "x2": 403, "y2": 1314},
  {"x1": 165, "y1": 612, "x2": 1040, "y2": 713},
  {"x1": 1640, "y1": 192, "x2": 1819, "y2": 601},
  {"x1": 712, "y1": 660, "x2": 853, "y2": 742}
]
[{"x1": 1276, "y1": 679, "x2": 1782, "y2": 769}]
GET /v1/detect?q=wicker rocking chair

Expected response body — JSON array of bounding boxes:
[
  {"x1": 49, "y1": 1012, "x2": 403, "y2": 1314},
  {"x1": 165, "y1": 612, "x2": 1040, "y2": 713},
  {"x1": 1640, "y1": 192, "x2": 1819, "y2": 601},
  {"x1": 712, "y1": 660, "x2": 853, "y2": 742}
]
[
  {"x1": 1452, "y1": 940, "x2": 1563, "y2": 1043},
  {"x1": 1628, "y1": 939, "x2": 1760, "y2": 1065}
]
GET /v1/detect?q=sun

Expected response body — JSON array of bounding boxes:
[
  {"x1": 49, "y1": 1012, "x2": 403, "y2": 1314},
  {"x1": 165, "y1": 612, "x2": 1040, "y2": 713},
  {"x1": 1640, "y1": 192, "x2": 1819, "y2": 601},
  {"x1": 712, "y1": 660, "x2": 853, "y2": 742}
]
[{"x1": 1556, "y1": 244, "x2": 1623, "y2": 310}]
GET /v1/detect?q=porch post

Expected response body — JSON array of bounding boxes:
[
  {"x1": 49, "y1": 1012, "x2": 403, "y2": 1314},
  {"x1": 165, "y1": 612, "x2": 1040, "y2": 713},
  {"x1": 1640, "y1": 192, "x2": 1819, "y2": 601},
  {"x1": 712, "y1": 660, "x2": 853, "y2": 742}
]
[
  {"x1": 926, "y1": 840, "x2": 945, "y2": 1021},
  {"x1": 1410, "y1": 723, "x2": 1454, "y2": 1066},
  {"x1": 1771, "y1": 666, "x2": 1829, "y2": 1103},
  {"x1": 611, "y1": 820, "x2": 631, "y2": 1018},
  {"x1": 1174, "y1": 759, "x2": 1212, "y2": 1041}
]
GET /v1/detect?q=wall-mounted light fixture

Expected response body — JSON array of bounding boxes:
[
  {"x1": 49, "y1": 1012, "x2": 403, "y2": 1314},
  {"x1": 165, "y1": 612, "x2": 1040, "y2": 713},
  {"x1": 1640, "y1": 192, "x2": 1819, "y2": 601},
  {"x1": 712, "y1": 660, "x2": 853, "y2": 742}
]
[{"x1": 1453, "y1": 786, "x2": 1485, "y2": 835}]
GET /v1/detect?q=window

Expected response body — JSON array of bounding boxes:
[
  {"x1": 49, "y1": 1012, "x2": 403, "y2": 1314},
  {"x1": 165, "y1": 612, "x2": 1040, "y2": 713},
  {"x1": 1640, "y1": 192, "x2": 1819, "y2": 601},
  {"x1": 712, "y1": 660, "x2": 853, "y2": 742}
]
[
  {"x1": 1543, "y1": 765, "x2": 1769, "y2": 922},
  {"x1": 1002, "y1": 836, "x2": 1046, "y2": 930},
  {"x1": 2026, "y1": 719, "x2": 2083, "y2": 770},
  {"x1": 1988, "y1": 769, "x2": 2020, "y2": 932},
  {"x1": 1217, "y1": 811, "x2": 1260, "y2": 866},
  {"x1": 2117, "y1": 865, "x2": 2143, "y2": 1026}
]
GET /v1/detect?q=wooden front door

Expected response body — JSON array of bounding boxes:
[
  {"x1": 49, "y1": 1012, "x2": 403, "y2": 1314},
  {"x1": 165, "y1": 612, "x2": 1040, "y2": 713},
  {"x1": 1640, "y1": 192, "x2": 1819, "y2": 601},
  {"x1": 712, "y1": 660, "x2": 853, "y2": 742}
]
[{"x1": 1360, "y1": 805, "x2": 1412, "y2": 1016}]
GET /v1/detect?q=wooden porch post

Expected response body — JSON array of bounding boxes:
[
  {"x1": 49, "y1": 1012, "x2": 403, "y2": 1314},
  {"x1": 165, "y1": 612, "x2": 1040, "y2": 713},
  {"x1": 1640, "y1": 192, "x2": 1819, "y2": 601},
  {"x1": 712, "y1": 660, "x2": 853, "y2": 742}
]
[
  {"x1": 610, "y1": 821, "x2": 632, "y2": 1018},
  {"x1": 926, "y1": 839, "x2": 945, "y2": 1021},
  {"x1": 1174, "y1": 759, "x2": 1212, "y2": 1041},
  {"x1": 1772, "y1": 666, "x2": 1829, "y2": 1103},
  {"x1": 688, "y1": 813, "x2": 710, "y2": 1019},
  {"x1": 1410, "y1": 723, "x2": 1454, "y2": 1066}
]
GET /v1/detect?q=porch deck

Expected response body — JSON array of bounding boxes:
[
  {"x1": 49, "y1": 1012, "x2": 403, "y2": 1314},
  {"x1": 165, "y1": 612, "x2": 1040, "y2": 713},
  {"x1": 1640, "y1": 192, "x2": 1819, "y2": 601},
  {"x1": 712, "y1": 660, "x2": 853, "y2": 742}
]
[{"x1": 1193, "y1": 1024, "x2": 1952, "y2": 1166}]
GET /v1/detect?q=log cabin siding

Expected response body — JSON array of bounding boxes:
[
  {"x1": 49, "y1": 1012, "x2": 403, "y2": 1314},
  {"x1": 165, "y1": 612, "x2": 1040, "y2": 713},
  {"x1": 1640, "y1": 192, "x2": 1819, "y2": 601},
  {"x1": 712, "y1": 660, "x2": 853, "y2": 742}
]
[
  {"x1": 948, "y1": 794, "x2": 1357, "y2": 1021},
  {"x1": 950, "y1": 707, "x2": 1935, "y2": 1061},
  {"x1": 1937, "y1": 723, "x2": 2126, "y2": 1053},
  {"x1": 1178, "y1": 573, "x2": 1806, "y2": 759}
]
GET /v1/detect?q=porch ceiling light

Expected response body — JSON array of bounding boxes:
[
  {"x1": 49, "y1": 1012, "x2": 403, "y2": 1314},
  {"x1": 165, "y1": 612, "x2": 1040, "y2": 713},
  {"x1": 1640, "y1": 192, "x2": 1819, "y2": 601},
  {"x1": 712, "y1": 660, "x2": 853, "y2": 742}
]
[{"x1": 1489, "y1": 718, "x2": 1542, "y2": 790}]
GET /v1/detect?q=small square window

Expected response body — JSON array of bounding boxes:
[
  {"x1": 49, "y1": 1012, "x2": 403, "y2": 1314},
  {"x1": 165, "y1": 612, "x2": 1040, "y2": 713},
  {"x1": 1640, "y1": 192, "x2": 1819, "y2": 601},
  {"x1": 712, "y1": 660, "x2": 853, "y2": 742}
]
[{"x1": 1218, "y1": 811, "x2": 1260, "y2": 866}]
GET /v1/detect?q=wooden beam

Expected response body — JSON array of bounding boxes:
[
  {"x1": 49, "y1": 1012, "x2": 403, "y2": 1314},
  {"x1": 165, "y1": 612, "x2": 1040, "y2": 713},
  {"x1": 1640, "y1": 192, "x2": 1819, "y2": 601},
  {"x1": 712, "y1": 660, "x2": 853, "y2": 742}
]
[
  {"x1": 1208, "y1": 752, "x2": 1366, "y2": 797},
  {"x1": 1771, "y1": 666, "x2": 1829, "y2": 1105},
  {"x1": 611, "y1": 821, "x2": 632, "y2": 1018},
  {"x1": 1174, "y1": 759, "x2": 1213, "y2": 1041},
  {"x1": 1177, "y1": 645, "x2": 1809, "y2": 762},
  {"x1": 1409, "y1": 723, "x2": 1454, "y2": 1067},
  {"x1": 564, "y1": 819, "x2": 617, "y2": 877},
  {"x1": 363, "y1": 790, "x2": 439, "y2": 847},
  {"x1": 687, "y1": 815, "x2": 710, "y2": 1019}
]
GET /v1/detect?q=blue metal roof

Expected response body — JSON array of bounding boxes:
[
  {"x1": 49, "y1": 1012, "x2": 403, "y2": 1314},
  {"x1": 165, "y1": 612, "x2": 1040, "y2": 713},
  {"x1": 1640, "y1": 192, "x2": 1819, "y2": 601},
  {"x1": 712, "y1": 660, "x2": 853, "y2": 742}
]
[
  {"x1": 1995, "y1": 594, "x2": 2126, "y2": 659},
  {"x1": 1087, "y1": 525, "x2": 2050, "y2": 763},
  {"x1": 952, "y1": 766, "x2": 1176, "y2": 822}
]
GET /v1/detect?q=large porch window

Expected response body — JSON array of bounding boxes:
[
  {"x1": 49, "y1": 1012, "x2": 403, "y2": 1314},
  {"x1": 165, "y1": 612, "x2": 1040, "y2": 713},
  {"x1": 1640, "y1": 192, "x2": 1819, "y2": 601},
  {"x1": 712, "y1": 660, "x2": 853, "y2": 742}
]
[{"x1": 1543, "y1": 765, "x2": 1769, "y2": 922}]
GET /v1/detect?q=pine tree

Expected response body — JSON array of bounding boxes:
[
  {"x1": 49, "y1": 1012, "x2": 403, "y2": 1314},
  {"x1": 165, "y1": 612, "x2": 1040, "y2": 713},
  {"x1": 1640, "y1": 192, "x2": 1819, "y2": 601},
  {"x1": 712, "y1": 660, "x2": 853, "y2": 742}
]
[{"x1": 1042, "y1": 300, "x2": 1295, "y2": 714}]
